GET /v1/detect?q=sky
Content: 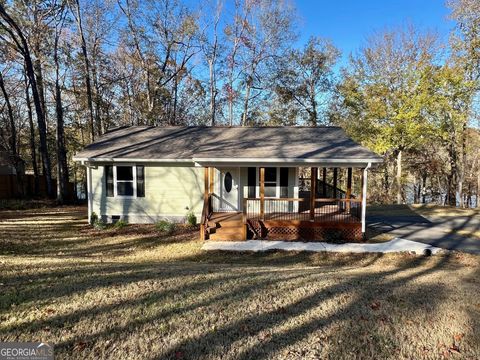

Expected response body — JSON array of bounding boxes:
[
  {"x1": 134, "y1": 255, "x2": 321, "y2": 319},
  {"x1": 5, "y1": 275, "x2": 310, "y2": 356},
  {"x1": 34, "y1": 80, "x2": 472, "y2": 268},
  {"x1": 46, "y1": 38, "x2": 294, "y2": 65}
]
[{"x1": 295, "y1": 0, "x2": 455, "y2": 66}]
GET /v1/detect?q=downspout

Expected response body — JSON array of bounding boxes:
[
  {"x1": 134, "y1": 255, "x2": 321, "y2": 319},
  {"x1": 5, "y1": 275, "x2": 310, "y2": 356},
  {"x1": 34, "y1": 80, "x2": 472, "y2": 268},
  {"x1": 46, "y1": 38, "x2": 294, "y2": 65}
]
[
  {"x1": 82, "y1": 160, "x2": 93, "y2": 224},
  {"x1": 361, "y1": 162, "x2": 372, "y2": 238}
]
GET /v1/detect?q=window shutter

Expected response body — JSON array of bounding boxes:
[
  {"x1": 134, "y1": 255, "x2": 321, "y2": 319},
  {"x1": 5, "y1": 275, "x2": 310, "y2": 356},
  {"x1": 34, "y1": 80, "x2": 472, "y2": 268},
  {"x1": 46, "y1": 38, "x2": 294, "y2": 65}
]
[
  {"x1": 280, "y1": 168, "x2": 288, "y2": 198},
  {"x1": 136, "y1": 166, "x2": 145, "y2": 197},
  {"x1": 247, "y1": 167, "x2": 256, "y2": 198},
  {"x1": 105, "y1": 165, "x2": 114, "y2": 197}
]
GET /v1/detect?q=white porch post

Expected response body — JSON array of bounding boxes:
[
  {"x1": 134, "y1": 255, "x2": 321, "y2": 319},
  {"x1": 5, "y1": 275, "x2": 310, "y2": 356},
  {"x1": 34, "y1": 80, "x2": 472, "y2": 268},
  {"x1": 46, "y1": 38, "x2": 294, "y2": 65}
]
[
  {"x1": 86, "y1": 163, "x2": 93, "y2": 224},
  {"x1": 361, "y1": 162, "x2": 372, "y2": 236}
]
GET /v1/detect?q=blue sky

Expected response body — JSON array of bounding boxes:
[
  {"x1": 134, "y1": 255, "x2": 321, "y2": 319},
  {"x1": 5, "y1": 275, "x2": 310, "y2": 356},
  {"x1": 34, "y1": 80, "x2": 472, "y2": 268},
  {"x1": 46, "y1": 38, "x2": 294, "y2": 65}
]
[{"x1": 295, "y1": 0, "x2": 454, "y2": 65}]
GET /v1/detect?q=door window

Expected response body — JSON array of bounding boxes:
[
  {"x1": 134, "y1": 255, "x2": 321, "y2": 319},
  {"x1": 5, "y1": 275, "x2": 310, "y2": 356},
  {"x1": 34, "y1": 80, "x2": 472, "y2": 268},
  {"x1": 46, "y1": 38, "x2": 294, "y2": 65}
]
[{"x1": 224, "y1": 172, "x2": 233, "y2": 193}]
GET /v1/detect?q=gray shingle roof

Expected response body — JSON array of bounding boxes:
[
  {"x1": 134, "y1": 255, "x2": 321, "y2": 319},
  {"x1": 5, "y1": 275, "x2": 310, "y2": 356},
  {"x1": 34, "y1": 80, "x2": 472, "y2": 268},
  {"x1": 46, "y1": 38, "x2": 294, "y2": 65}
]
[{"x1": 73, "y1": 126, "x2": 382, "y2": 165}]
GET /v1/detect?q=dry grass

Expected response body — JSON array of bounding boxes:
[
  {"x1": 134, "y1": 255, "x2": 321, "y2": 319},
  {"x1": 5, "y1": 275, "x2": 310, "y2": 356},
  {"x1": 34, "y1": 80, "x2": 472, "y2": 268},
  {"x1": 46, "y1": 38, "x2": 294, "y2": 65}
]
[
  {"x1": 412, "y1": 204, "x2": 480, "y2": 218},
  {"x1": 0, "y1": 206, "x2": 479, "y2": 359},
  {"x1": 366, "y1": 227, "x2": 395, "y2": 243}
]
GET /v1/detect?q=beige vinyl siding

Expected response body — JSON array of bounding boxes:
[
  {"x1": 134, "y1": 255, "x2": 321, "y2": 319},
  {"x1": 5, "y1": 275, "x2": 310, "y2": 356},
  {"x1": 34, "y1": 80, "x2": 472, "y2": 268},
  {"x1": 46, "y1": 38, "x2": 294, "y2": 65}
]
[{"x1": 91, "y1": 165, "x2": 204, "y2": 222}]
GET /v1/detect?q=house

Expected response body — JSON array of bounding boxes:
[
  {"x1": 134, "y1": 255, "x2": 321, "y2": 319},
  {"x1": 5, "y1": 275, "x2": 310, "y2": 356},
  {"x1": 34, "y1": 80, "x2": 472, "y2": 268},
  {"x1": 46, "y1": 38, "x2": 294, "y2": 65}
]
[
  {"x1": 0, "y1": 146, "x2": 20, "y2": 175},
  {"x1": 73, "y1": 126, "x2": 382, "y2": 241},
  {"x1": 0, "y1": 146, "x2": 26, "y2": 199}
]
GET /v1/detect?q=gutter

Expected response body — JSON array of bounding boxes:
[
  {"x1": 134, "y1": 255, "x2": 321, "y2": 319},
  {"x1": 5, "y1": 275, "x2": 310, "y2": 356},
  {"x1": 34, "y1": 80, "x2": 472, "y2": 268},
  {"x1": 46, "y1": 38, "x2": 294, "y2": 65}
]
[{"x1": 73, "y1": 157, "x2": 383, "y2": 165}]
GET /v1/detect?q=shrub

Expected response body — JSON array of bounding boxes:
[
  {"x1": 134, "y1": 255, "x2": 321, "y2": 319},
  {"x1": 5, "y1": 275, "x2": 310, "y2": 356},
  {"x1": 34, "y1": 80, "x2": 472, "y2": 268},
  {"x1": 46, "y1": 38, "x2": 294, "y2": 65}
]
[
  {"x1": 93, "y1": 219, "x2": 106, "y2": 230},
  {"x1": 114, "y1": 219, "x2": 128, "y2": 229},
  {"x1": 90, "y1": 212, "x2": 99, "y2": 224},
  {"x1": 186, "y1": 212, "x2": 197, "y2": 226},
  {"x1": 155, "y1": 220, "x2": 176, "y2": 234}
]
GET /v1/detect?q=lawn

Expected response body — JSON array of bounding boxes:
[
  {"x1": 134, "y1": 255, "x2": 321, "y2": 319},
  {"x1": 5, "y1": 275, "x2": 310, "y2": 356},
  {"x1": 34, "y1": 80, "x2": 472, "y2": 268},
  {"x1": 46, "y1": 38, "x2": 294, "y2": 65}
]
[{"x1": 0, "y1": 206, "x2": 479, "y2": 359}]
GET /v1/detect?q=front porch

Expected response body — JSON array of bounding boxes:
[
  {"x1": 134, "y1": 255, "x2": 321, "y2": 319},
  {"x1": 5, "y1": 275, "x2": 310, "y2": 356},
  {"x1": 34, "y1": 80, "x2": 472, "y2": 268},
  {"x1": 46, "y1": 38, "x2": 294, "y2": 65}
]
[{"x1": 200, "y1": 166, "x2": 370, "y2": 242}]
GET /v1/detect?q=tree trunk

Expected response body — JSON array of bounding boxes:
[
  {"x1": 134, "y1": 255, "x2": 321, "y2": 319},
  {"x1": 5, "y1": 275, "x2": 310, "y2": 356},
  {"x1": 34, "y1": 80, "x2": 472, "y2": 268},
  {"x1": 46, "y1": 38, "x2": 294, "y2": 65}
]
[
  {"x1": 458, "y1": 122, "x2": 467, "y2": 208},
  {"x1": 0, "y1": 3, "x2": 53, "y2": 197},
  {"x1": 73, "y1": 0, "x2": 96, "y2": 142},
  {"x1": 32, "y1": 9, "x2": 48, "y2": 126},
  {"x1": 209, "y1": 59, "x2": 216, "y2": 126},
  {"x1": 0, "y1": 72, "x2": 17, "y2": 157},
  {"x1": 242, "y1": 76, "x2": 252, "y2": 126},
  {"x1": 54, "y1": 21, "x2": 69, "y2": 204},
  {"x1": 91, "y1": 56, "x2": 104, "y2": 134},
  {"x1": 0, "y1": 71, "x2": 24, "y2": 196},
  {"x1": 309, "y1": 85, "x2": 317, "y2": 126},
  {"x1": 447, "y1": 140, "x2": 457, "y2": 206},
  {"x1": 24, "y1": 73, "x2": 39, "y2": 195},
  {"x1": 421, "y1": 174, "x2": 427, "y2": 204},
  {"x1": 396, "y1": 150, "x2": 402, "y2": 204},
  {"x1": 383, "y1": 165, "x2": 389, "y2": 201},
  {"x1": 476, "y1": 170, "x2": 480, "y2": 208},
  {"x1": 414, "y1": 177, "x2": 420, "y2": 204}
]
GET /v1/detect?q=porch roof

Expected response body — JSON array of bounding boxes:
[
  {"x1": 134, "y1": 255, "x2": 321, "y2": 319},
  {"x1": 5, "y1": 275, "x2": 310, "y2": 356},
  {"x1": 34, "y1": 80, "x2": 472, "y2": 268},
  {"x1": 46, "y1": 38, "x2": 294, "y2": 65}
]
[{"x1": 73, "y1": 126, "x2": 383, "y2": 167}]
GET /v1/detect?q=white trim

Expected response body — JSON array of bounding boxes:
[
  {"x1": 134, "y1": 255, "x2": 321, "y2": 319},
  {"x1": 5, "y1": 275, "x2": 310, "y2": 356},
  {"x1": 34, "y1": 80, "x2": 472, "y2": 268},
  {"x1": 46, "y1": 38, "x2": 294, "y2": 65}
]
[
  {"x1": 262, "y1": 167, "x2": 280, "y2": 198},
  {"x1": 87, "y1": 165, "x2": 93, "y2": 223},
  {"x1": 194, "y1": 157, "x2": 383, "y2": 164},
  {"x1": 73, "y1": 157, "x2": 194, "y2": 163},
  {"x1": 215, "y1": 167, "x2": 240, "y2": 212},
  {"x1": 254, "y1": 166, "x2": 290, "y2": 199},
  {"x1": 361, "y1": 162, "x2": 372, "y2": 234},
  {"x1": 113, "y1": 165, "x2": 137, "y2": 198},
  {"x1": 74, "y1": 156, "x2": 382, "y2": 165}
]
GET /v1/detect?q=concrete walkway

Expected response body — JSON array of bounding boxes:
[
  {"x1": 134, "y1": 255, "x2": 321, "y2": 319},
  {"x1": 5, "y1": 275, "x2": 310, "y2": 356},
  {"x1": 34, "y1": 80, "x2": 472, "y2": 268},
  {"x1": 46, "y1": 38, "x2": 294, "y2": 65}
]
[
  {"x1": 368, "y1": 214, "x2": 480, "y2": 254},
  {"x1": 202, "y1": 238, "x2": 444, "y2": 255}
]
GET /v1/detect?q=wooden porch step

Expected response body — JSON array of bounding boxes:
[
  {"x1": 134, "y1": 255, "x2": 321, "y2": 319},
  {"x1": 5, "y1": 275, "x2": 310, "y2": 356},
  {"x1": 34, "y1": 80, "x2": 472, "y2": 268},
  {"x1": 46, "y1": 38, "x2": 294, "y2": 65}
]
[
  {"x1": 209, "y1": 231, "x2": 244, "y2": 241},
  {"x1": 208, "y1": 220, "x2": 242, "y2": 228},
  {"x1": 207, "y1": 222, "x2": 244, "y2": 241}
]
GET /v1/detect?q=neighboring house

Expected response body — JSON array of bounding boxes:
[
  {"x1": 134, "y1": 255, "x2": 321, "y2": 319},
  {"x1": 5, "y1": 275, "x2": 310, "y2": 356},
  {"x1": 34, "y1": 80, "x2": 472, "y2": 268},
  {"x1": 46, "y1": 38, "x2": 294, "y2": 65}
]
[
  {"x1": 0, "y1": 147, "x2": 19, "y2": 175},
  {"x1": 73, "y1": 126, "x2": 382, "y2": 242},
  {"x1": 0, "y1": 146, "x2": 26, "y2": 199}
]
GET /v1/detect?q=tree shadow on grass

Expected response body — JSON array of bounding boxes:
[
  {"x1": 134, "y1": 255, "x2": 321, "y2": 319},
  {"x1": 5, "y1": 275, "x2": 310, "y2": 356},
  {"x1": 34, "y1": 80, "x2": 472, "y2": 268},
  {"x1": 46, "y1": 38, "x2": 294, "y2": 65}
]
[
  {"x1": 4, "y1": 252, "x2": 473, "y2": 359},
  {"x1": 2, "y1": 207, "x2": 479, "y2": 358},
  {"x1": 153, "y1": 254, "x2": 458, "y2": 360}
]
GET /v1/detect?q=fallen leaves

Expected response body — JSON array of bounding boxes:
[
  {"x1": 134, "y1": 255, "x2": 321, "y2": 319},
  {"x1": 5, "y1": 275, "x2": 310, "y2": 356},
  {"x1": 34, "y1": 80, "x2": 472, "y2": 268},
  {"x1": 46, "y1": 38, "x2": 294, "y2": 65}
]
[{"x1": 370, "y1": 301, "x2": 381, "y2": 310}]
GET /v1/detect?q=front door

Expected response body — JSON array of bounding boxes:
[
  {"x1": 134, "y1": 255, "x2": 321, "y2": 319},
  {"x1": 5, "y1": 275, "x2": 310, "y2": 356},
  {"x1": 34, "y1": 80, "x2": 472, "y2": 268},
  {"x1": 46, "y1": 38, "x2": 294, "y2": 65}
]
[{"x1": 218, "y1": 168, "x2": 239, "y2": 212}]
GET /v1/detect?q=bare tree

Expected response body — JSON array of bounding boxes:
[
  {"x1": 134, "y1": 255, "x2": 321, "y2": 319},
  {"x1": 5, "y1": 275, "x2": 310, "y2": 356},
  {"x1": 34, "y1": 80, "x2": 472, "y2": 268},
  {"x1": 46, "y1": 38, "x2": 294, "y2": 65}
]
[
  {"x1": 53, "y1": 1, "x2": 69, "y2": 203},
  {"x1": 70, "y1": 0, "x2": 96, "y2": 141},
  {"x1": 0, "y1": 2, "x2": 53, "y2": 197},
  {"x1": 200, "y1": 0, "x2": 223, "y2": 126}
]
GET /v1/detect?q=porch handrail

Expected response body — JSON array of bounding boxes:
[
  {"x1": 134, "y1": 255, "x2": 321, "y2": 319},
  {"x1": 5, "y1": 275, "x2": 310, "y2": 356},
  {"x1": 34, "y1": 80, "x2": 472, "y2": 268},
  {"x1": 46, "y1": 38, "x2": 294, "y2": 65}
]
[
  {"x1": 243, "y1": 197, "x2": 361, "y2": 202},
  {"x1": 244, "y1": 197, "x2": 361, "y2": 223},
  {"x1": 315, "y1": 198, "x2": 362, "y2": 202},
  {"x1": 244, "y1": 197, "x2": 306, "y2": 201}
]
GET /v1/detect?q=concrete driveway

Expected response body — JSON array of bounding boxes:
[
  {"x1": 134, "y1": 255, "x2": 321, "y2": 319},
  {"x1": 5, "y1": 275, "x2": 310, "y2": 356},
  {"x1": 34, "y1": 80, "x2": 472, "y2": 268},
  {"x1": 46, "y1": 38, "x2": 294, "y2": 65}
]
[{"x1": 367, "y1": 212, "x2": 480, "y2": 254}]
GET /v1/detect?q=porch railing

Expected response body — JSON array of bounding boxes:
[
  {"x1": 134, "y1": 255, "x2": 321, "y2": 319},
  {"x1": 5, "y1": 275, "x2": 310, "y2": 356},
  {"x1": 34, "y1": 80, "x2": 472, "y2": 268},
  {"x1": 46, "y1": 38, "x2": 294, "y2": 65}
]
[{"x1": 243, "y1": 197, "x2": 361, "y2": 223}]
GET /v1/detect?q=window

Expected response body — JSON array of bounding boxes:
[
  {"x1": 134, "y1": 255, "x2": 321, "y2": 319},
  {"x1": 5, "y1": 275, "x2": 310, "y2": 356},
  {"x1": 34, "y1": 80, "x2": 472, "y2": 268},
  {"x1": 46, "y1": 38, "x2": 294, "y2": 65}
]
[
  {"x1": 224, "y1": 172, "x2": 233, "y2": 193},
  {"x1": 105, "y1": 166, "x2": 114, "y2": 197},
  {"x1": 116, "y1": 166, "x2": 134, "y2": 196},
  {"x1": 105, "y1": 165, "x2": 145, "y2": 198},
  {"x1": 264, "y1": 167, "x2": 277, "y2": 198}
]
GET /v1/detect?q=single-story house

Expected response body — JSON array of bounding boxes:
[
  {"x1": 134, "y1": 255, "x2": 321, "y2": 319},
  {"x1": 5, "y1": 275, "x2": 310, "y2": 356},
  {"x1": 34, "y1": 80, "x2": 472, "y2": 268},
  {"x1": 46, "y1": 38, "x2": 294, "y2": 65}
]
[{"x1": 73, "y1": 126, "x2": 382, "y2": 242}]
